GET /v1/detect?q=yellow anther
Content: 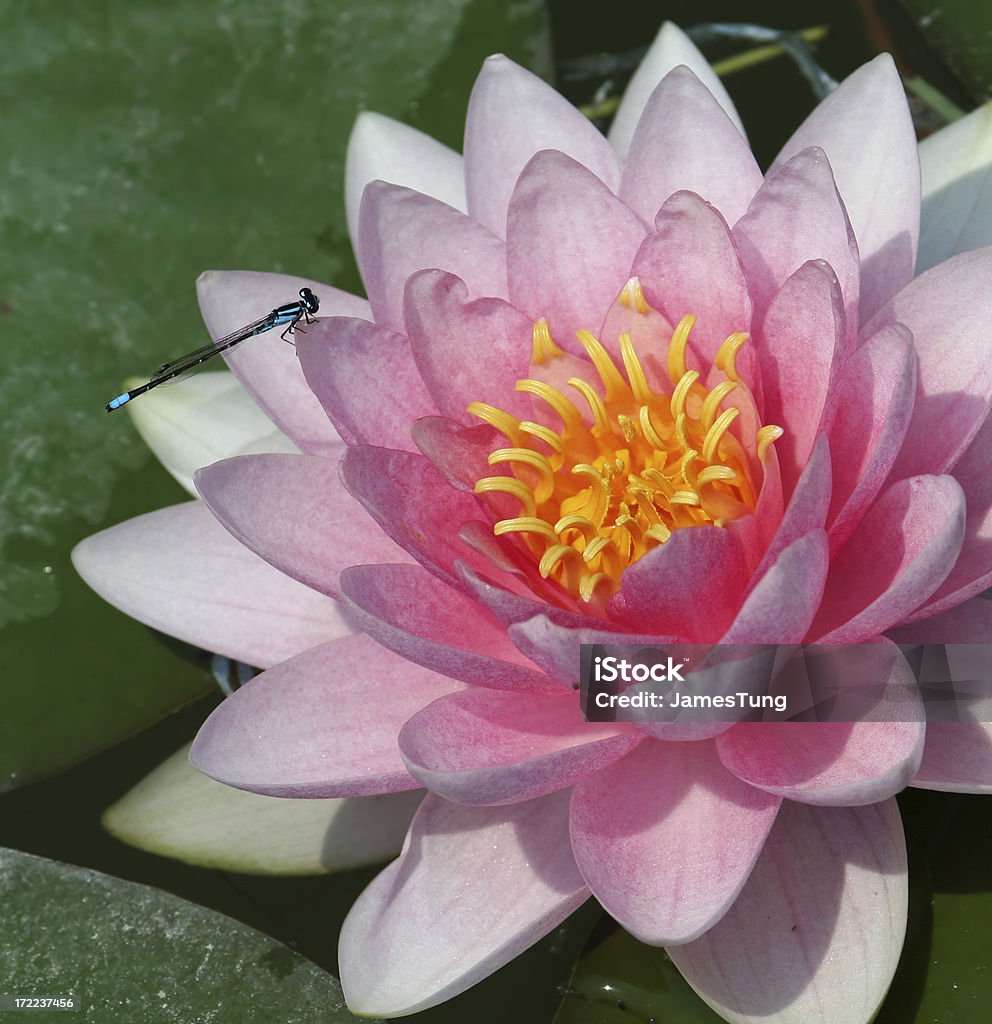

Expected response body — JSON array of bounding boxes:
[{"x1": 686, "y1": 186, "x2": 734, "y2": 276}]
[
  {"x1": 568, "y1": 377, "x2": 610, "y2": 435},
  {"x1": 579, "y1": 571, "x2": 614, "y2": 602},
  {"x1": 679, "y1": 449, "x2": 700, "y2": 487},
  {"x1": 696, "y1": 465, "x2": 738, "y2": 487},
  {"x1": 488, "y1": 448, "x2": 555, "y2": 503},
  {"x1": 474, "y1": 476, "x2": 537, "y2": 516},
  {"x1": 668, "y1": 315, "x2": 695, "y2": 384},
  {"x1": 702, "y1": 407, "x2": 741, "y2": 464},
  {"x1": 620, "y1": 276, "x2": 650, "y2": 314},
  {"x1": 715, "y1": 332, "x2": 749, "y2": 383},
  {"x1": 555, "y1": 515, "x2": 600, "y2": 544},
  {"x1": 671, "y1": 369, "x2": 701, "y2": 420},
  {"x1": 582, "y1": 535, "x2": 613, "y2": 564},
  {"x1": 757, "y1": 424, "x2": 784, "y2": 462},
  {"x1": 466, "y1": 402, "x2": 522, "y2": 444},
  {"x1": 539, "y1": 544, "x2": 584, "y2": 578},
  {"x1": 617, "y1": 414, "x2": 637, "y2": 444},
  {"x1": 616, "y1": 514, "x2": 645, "y2": 545},
  {"x1": 639, "y1": 404, "x2": 666, "y2": 449},
  {"x1": 675, "y1": 411, "x2": 692, "y2": 452},
  {"x1": 619, "y1": 332, "x2": 653, "y2": 404},
  {"x1": 519, "y1": 420, "x2": 565, "y2": 455},
  {"x1": 470, "y1": 313, "x2": 779, "y2": 604},
  {"x1": 516, "y1": 379, "x2": 583, "y2": 430},
  {"x1": 575, "y1": 330, "x2": 628, "y2": 401},
  {"x1": 494, "y1": 517, "x2": 558, "y2": 542},
  {"x1": 700, "y1": 380, "x2": 738, "y2": 432},
  {"x1": 531, "y1": 317, "x2": 563, "y2": 365},
  {"x1": 645, "y1": 523, "x2": 672, "y2": 544}
]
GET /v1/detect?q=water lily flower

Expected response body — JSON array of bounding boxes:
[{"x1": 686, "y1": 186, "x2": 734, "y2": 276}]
[{"x1": 73, "y1": 22, "x2": 992, "y2": 1024}]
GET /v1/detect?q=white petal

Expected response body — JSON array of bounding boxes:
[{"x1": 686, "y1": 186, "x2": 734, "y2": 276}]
[
  {"x1": 345, "y1": 111, "x2": 467, "y2": 246},
  {"x1": 609, "y1": 22, "x2": 745, "y2": 158},
  {"x1": 339, "y1": 792, "x2": 588, "y2": 1016},
  {"x1": 669, "y1": 800, "x2": 907, "y2": 1024},
  {"x1": 918, "y1": 101, "x2": 992, "y2": 272},
  {"x1": 103, "y1": 744, "x2": 422, "y2": 874},
  {"x1": 127, "y1": 373, "x2": 299, "y2": 497}
]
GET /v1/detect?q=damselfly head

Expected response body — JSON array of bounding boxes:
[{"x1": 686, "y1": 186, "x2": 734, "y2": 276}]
[{"x1": 300, "y1": 287, "x2": 319, "y2": 314}]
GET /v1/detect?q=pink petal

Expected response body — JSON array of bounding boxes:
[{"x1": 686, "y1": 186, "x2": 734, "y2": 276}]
[
  {"x1": 506, "y1": 150, "x2": 647, "y2": 351},
  {"x1": 195, "y1": 454, "x2": 412, "y2": 599},
  {"x1": 865, "y1": 247, "x2": 992, "y2": 477},
  {"x1": 733, "y1": 149, "x2": 859, "y2": 344},
  {"x1": 345, "y1": 111, "x2": 466, "y2": 244},
  {"x1": 71, "y1": 502, "x2": 351, "y2": 669},
  {"x1": 631, "y1": 192, "x2": 753, "y2": 365},
  {"x1": 718, "y1": 719, "x2": 923, "y2": 806},
  {"x1": 398, "y1": 689, "x2": 641, "y2": 805},
  {"x1": 403, "y1": 270, "x2": 533, "y2": 425},
  {"x1": 723, "y1": 530, "x2": 829, "y2": 644},
  {"x1": 506, "y1": 615, "x2": 685, "y2": 689},
  {"x1": 464, "y1": 54, "x2": 621, "y2": 237},
  {"x1": 196, "y1": 270, "x2": 363, "y2": 456},
  {"x1": 827, "y1": 323, "x2": 917, "y2": 553},
  {"x1": 773, "y1": 55, "x2": 919, "y2": 323},
  {"x1": 458, "y1": 562, "x2": 596, "y2": 633},
  {"x1": 913, "y1": 723, "x2": 992, "y2": 792},
  {"x1": 609, "y1": 22, "x2": 746, "y2": 157},
  {"x1": 748, "y1": 436, "x2": 831, "y2": 587},
  {"x1": 295, "y1": 317, "x2": 437, "y2": 452},
  {"x1": 907, "y1": 410, "x2": 992, "y2": 618},
  {"x1": 608, "y1": 527, "x2": 749, "y2": 640},
  {"x1": 758, "y1": 262, "x2": 843, "y2": 494},
  {"x1": 812, "y1": 475, "x2": 966, "y2": 641},
  {"x1": 570, "y1": 741, "x2": 780, "y2": 944},
  {"x1": 888, "y1": 595, "x2": 992, "y2": 643},
  {"x1": 339, "y1": 445, "x2": 492, "y2": 585},
  {"x1": 339, "y1": 563, "x2": 558, "y2": 693},
  {"x1": 339, "y1": 791, "x2": 588, "y2": 1016},
  {"x1": 669, "y1": 800, "x2": 907, "y2": 1024},
  {"x1": 597, "y1": 275, "x2": 675, "y2": 370},
  {"x1": 621, "y1": 68, "x2": 762, "y2": 227},
  {"x1": 189, "y1": 634, "x2": 460, "y2": 797},
  {"x1": 357, "y1": 182, "x2": 508, "y2": 334},
  {"x1": 410, "y1": 416, "x2": 504, "y2": 493}
]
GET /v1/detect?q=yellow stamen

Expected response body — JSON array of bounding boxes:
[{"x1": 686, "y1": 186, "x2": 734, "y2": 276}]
[
  {"x1": 474, "y1": 476, "x2": 537, "y2": 516},
  {"x1": 531, "y1": 318, "x2": 563, "y2": 365},
  {"x1": 757, "y1": 424, "x2": 785, "y2": 462},
  {"x1": 469, "y1": 313, "x2": 782, "y2": 604},
  {"x1": 576, "y1": 329, "x2": 628, "y2": 401},
  {"x1": 667, "y1": 314, "x2": 695, "y2": 384},
  {"x1": 568, "y1": 377, "x2": 610, "y2": 434},
  {"x1": 620, "y1": 276, "x2": 650, "y2": 314},
  {"x1": 715, "y1": 331, "x2": 749, "y2": 383},
  {"x1": 466, "y1": 401, "x2": 522, "y2": 444}
]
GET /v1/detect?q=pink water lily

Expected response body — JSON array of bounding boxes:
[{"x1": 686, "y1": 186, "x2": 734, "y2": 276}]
[{"x1": 73, "y1": 22, "x2": 992, "y2": 1024}]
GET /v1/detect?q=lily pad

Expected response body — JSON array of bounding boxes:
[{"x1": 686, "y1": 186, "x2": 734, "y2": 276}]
[
  {"x1": 0, "y1": 846, "x2": 373, "y2": 1023},
  {"x1": 0, "y1": 0, "x2": 549, "y2": 788},
  {"x1": 898, "y1": 1, "x2": 992, "y2": 101}
]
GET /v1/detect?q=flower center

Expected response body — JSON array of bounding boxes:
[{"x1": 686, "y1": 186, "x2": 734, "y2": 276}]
[{"x1": 469, "y1": 279, "x2": 782, "y2": 604}]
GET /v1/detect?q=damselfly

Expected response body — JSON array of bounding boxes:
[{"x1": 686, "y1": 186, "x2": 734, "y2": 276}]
[{"x1": 105, "y1": 287, "x2": 320, "y2": 412}]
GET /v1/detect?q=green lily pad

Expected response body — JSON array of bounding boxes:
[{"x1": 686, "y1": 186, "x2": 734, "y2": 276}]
[
  {"x1": 553, "y1": 915, "x2": 725, "y2": 1024},
  {"x1": 0, "y1": 0, "x2": 549, "y2": 789},
  {"x1": 899, "y1": 1, "x2": 992, "y2": 101},
  {"x1": 876, "y1": 789, "x2": 992, "y2": 1023},
  {"x1": 0, "y1": 846, "x2": 373, "y2": 1023}
]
